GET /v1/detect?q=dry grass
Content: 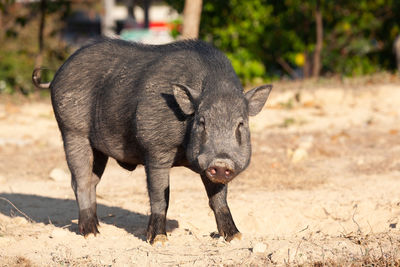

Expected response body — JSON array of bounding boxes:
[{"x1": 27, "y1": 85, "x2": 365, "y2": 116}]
[
  {"x1": 285, "y1": 231, "x2": 400, "y2": 266},
  {"x1": 1, "y1": 256, "x2": 34, "y2": 267}
]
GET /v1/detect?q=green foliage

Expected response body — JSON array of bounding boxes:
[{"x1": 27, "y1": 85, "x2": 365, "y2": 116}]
[
  {"x1": 166, "y1": 0, "x2": 400, "y2": 81},
  {"x1": 320, "y1": 0, "x2": 396, "y2": 76},
  {"x1": 227, "y1": 49, "x2": 266, "y2": 85},
  {"x1": 0, "y1": 49, "x2": 35, "y2": 94},
  {"x1": 0, "y1": 1, "x2": 73, "y2": 94},
  {"x1": 0, "y1": 45, "x2": 62, "y2": 94},
  {"x1": 201, "y1": 0, "x2": 273, "y2": 84},
  {"x1": 169, "y1": 19, "x2": 182, "y2": 39},
  {"x1": 166, "y1": 0, "x2": 273, "y2": 84}
]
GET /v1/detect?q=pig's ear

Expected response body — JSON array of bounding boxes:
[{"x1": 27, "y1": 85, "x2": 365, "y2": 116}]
[
  {"x1": 172, "y1": 83, "x2": 200, "y2": 115},
  {"x1": 245, "y1": 84, "x2": 272, "y2": 116}
]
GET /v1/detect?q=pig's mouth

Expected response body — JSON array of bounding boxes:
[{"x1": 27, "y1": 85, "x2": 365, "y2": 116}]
[{"x1": 205, "y1": 165, "x2": 236, "y2": 184}]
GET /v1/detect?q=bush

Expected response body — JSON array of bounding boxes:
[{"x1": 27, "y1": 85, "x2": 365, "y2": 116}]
[{"x1": 0, "y1": 49, "x2": 36, "y2": 94}]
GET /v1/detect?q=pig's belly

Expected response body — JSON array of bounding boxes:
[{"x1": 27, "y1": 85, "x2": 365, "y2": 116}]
[{"x1": 90, "y1": 131, "x2": 144, "y2": 165}]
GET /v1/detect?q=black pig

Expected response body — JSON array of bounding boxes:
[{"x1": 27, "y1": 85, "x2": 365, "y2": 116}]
[{"x1": 32, "y1": 38, "x2": 272, "y2": 244}]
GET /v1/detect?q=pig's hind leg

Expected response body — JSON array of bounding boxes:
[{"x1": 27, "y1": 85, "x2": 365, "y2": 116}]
[{"x1": 63, "y1": 134, "x2": 108, "y2": 236}]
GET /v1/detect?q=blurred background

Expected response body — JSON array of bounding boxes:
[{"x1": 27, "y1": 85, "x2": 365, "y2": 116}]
[
  {"x1": 1, "y1": 0, "x2": 400, "y2": 95},
  {"x1": 1, "y1": 2, "x2": 400, "y2": 265}
]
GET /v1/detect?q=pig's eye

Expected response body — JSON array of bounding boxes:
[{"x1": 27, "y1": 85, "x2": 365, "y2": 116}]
[
  {"x1": 236, "y1": 121, "x2": 244, "y2": 145},
  {"x1": 199, "y1": 117, "x2": 207, "y2": 143},
  {"x1": 198, "y1": 117, "x2": 205, "y2": 130}
]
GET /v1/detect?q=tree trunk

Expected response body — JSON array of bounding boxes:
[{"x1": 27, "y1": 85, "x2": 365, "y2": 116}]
[
  {"x1": 312, "y1": 0, "x2": 323, "y2": 78},
  {"x1": 103, "y1": 0, "x2": 115, "y2": 37},
  {"x1": 35, "y1": 0, "x2": 46, "y2": 68},
  {"x1": 395, "y1": 35, "x2": 400, "y2": 73},
  {"x1": 182, "y1": 0, "x2": 202, "y2": 39},
  {"x1": 143, "y1": 0, "x2": 151, "y2": 29},
  {"x1": 0, "y1": 9, "x2": 3, "y2": 41},
  {"x1": 127, "y1": 0, "x2": 135, "y2": 19}
]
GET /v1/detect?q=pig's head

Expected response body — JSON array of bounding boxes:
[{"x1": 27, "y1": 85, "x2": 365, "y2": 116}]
[{"x1": 173, "y1": 82, "x2": 272, "y2": 184}]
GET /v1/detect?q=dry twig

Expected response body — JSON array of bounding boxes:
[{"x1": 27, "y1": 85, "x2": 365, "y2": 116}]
[{"x1": 0, "y1": 196, "x2": 35, "y2": 223}]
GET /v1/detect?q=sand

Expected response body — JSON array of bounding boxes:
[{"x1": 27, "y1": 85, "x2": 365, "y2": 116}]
[{"x1": 1, "y1": 78, "x2": 400, "y2": 266}]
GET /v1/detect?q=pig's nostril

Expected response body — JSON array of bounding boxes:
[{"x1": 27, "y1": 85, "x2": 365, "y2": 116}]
[
  {"x1": 210, "y1": 168, "x2": 217, "y2": 175},
  {"x1": 225, "y1": 169, "x2": 231, "y2": 176}
]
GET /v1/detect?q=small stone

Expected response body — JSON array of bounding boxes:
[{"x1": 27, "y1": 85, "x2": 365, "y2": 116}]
[
  {"x1": 252, "y1": 242, "x2": 267, "y2": 253},
  {"x1": 49, "y1": 168, "x2": 69, "y2": 182},
  {"x1": 291, "y1": 148, "x2": 308, "y2": 163}
]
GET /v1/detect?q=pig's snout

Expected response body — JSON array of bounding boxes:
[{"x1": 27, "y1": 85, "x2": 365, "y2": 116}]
[
  {"x1": 207, "y1": 165, "x2": 234, "y2": 179},
  {"x1": 205, "y1": 159, "x2": 235, "y2": 184}
]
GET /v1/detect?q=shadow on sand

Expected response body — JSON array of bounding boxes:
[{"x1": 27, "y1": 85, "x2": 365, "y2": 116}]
[{"x1": 0, "y1": 193, "x2": 178, "y2": 241}]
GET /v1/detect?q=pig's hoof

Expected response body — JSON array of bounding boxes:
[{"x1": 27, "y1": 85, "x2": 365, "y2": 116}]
[
  {"x1": 79, "y1": 209, "x2": 100, "y2": 236},
  {"x1": 225, "y1": 232, "x2": 242, "y2": 242},
  {"x1": 79, "y1": 218, "x2": 100, "y2": 237},
  {"x1": 146, "y1": 213, "x2": 167, "y2": 245},
  {"x1": 149, "y1": 234, "x2": 168, "y2": 246}
]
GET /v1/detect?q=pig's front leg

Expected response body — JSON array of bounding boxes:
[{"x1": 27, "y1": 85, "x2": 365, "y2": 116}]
[
  {"x1": 201, "y1": 174, "x2": 241, "y2": 242},
  {"x1": 145, "y1": 165, "x2": 170, "y2": 245}
]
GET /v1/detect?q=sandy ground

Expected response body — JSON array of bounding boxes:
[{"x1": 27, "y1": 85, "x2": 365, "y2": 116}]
[{"x1": 1, "y1": 77, "x2": 400, "y2": 266}]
